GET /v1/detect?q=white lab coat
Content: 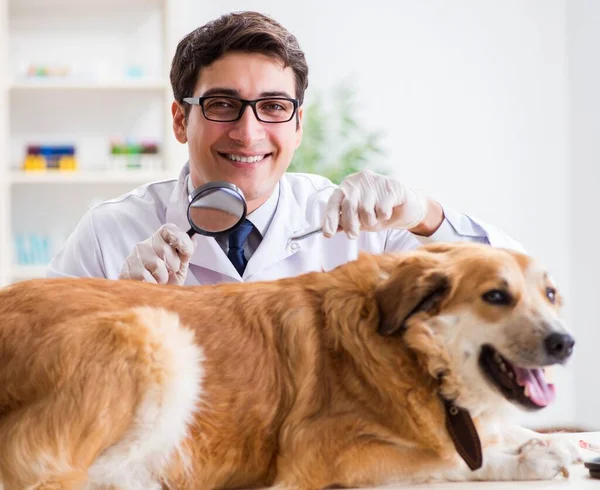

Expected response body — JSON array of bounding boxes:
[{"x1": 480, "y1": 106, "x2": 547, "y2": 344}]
[{"x1": 47, "y1": 165, "x2": 524, "y2": 285}]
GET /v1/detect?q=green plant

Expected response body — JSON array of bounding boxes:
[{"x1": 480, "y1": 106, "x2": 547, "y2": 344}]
[{"x1": 288, "y1": 81, "x2": 387, "y2": 184}]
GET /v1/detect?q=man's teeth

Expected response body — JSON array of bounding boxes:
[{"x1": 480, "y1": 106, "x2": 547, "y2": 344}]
[{"x1": 226, "y1": 154, "x2": 265, "y2": 163}]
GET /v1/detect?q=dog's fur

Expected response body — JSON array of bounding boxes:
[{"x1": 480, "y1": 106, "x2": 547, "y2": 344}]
[{"x1": 0, "y1": 242, "x2": 582, "y2": 489}]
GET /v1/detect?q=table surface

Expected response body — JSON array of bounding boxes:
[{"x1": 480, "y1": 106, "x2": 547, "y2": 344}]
[{"x1": 360, "y1": 432, "x2": 600, "y2": 489}]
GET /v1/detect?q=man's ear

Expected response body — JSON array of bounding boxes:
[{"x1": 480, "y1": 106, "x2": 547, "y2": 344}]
[
  {"x1": 375, "y1": 254, "x2": 452, "y2": 336},
  {"x1": 172, "y1": 101, "x2": 188, "y2": 144},
  {"x1": 295, "y1": 106, "x2": 303, "y2": 148}
]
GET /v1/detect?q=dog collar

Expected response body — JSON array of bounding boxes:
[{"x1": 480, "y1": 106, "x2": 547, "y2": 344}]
[{"x1": 442, "y1": 397, "x2": 483, "y2": 471}]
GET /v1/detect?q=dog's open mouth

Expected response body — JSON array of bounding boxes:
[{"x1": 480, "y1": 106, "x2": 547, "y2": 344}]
[{"x1": 479, "y1": 345, "x2": 556, "y2": 410}]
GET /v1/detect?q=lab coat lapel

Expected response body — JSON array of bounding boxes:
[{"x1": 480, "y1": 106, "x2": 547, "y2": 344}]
[{"x1": 243, "y1": 178, "x2": 309, "y2": 280}]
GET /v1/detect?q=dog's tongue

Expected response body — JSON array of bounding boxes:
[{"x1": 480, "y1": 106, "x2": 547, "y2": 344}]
[{"x1": 514, "y1": 367, "x2": 556, "y2": 407}]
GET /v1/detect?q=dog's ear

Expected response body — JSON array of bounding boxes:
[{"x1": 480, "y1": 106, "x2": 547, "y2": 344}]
[{"x1": 375, "y1": 254, "x2": 452, "y2": 336}]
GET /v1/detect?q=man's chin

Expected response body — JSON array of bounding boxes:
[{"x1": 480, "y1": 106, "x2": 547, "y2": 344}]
[
  {"x1": 243, "y1": 185, "x2": 277, "y2": 209},
  {"x1": 232, "y1": 176, "x2": 282, "y2": 205}
]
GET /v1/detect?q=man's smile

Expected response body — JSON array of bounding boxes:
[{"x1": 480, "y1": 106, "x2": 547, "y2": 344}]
[{"x1": 217, "y1": 152, "x2": 272, "y2": 167}]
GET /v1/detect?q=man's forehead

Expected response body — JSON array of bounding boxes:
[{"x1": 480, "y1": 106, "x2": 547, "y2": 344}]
[{"x1": 195, "y1": 52, "x2": 296, "y2": 97}]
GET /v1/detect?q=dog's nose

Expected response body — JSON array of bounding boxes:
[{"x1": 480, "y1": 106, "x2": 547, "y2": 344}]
[{"x1": 544, "y1": 333, "x2": 575, "y2": 361}]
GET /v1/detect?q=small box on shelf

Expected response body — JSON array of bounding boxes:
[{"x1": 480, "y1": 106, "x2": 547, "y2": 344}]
[
  {"x1": 107, "y1": 139, "x2": 161, "y2": 172},
  {"x1": 13, "y1": 233, "x2": 56, "y2": 268},
  {"x1": 25, "y1": 63, "x2": 71, "y2": 79},
  {"x1": 15, "y1": 61, "x2": 162, "y2": 89},
  {"x1": 22, "y1": 144, "x2": 78, "y2": 172}
]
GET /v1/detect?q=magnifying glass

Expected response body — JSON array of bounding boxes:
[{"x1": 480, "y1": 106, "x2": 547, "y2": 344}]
[{"x1": 186, "y1": 181, "x2": 247, "y2": 237}]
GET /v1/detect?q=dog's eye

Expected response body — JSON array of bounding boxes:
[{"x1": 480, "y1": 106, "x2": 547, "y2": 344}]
[
  {"x1": 546, "y1": 287, "x2": 557, "y2": 304},
  {"x1": 482, "y1": 289, "x2": 512, "y2": 305}
]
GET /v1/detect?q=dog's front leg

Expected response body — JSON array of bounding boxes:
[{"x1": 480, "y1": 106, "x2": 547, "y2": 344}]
[
  {"x1": 274, "y1": 438, "x2": 462, "y2": 489},
  {"x1": 329, "y1": 439, "x2": 580, "y2": 484},
  {"x1": 275, "y1": 439, "x2": 579, "y2": 489}
]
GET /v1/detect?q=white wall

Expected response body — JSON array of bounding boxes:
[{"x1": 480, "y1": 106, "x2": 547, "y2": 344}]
[
  {"x1": 567, "y1": 0, "x2": 600, "y2": 431},
  {"x1": 183, "y1": 0, "x2": 580, "y2": 429}
]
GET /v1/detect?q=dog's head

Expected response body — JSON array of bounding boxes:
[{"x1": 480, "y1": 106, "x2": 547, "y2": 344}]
[{"x1": 374, "y1": 242, "x2": 573, "y2": 415}]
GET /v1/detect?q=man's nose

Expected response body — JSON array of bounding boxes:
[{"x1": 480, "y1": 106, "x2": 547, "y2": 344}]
[
  {"x1": 228, "y1": 106, "x2": 266, "y2": 144},
  {"x1": 544, "y1": 332, "x2": 575, "y2": 362}
]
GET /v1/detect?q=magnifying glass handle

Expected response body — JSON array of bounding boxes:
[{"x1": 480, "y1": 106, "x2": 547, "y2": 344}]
[
  {"x1": 186, "y1": 228, "x2": 196, "y2": 238},
  {"x1": 289, "y1": 226, "x2": 323, "y2": 242}
]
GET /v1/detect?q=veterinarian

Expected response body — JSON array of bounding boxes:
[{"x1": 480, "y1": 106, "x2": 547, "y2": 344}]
[{"x1": 47, "y1": 11, "x2": 524, "y2": 285}]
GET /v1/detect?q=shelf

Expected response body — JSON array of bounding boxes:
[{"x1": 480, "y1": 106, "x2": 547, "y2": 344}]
[
  {"x1": 11, "y1": 265, "x2": 48, "y2": 280},
  {"x1": 9, "y1": 170, "x2": 174, "y2": 184},
  {"x1": 10, "y1": 80, "x2": 168, "y2": 91},
  {"x1": 10, "y1": 0, "x2": 163, "y2": 14},
  {"x1": 2, "y1": 0, "x2": 179, "y2": 287}
]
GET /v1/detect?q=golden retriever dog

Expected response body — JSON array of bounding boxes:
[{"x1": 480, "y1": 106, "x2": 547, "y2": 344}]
[{"x1": 0, "y1": 242, "x2": 582, "y2": 489}]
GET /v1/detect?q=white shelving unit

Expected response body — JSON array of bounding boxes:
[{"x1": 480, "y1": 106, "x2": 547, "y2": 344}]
[{"x1": 0, "y1": 0, "x2": 188, "y2": 285}]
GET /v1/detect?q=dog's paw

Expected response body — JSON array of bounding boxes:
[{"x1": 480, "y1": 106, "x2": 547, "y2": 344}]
[
  {"x1": 549, "y1": 438, "x2": 585, "y2": 465},
  {"x1": 517, "y1": 438, "x2": 580, "y2": 480}
]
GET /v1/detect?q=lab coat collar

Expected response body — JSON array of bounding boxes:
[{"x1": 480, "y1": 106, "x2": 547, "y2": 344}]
[
  {"x1": 166, "y1": 163, "x2": 309, "y2": 282},
  {"x1": 242, "y1": 176, "x2": 309, "y2": 281}
]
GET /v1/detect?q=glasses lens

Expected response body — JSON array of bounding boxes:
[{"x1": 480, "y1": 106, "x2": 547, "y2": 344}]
[
  {"x1": 203, "y1": 97, "x2": 243, "y2": 121},
  {"x1": 256, "y1": 99, "x2": 295, "y2": 122}
]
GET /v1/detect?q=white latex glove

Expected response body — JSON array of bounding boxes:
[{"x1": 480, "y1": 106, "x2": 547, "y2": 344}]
[
  {"x1": 119, "y1": 224, "x2": 196, "y2": 285},
  {"x1": 323, "y1": 169, "x2": 429, "y2": 239}
]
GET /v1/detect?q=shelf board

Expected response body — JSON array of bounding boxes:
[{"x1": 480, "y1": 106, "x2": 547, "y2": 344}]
[
  {"x1": 10, "y1": 79, "x2": 168, "y2": 91},
  {"x1": 11, "y1": 265, "x2": 48, "y2": 280},
  {"x1": 10, "y1": 0, "x2": 163, "y2": 14},
  {"x1": 10, "y1": 170, "x2": 174, "y2": 184}
]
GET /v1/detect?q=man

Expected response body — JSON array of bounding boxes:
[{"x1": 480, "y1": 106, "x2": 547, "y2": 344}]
[{"x1": 48, "y1": 11, "x2": 523, "y2": 285}]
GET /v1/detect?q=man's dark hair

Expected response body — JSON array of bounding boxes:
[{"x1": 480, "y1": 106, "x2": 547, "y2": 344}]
[{"x1": 170, "y1": 11, "x2": 309, "y2": 120}]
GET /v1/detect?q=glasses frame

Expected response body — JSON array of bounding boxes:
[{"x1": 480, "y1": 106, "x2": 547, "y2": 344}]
[{"x1": 182, "y1": 95, "x2": 299, "y2": 123}]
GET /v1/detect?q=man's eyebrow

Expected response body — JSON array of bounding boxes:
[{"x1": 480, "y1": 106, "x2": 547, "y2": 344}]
[
  {"x1": 199, "y1": 88, "x2": 294, "y2": 99},
  {"x1": 200, "y1": 88, "x2": 239, "y2": 97},
  {"x1": 259, "y1": 90, "x2": 294, "y2": 98}
]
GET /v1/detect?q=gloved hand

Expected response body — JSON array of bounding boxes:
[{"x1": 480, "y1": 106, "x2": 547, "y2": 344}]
[
  {"x1": 119, "y1": 224, "x2": 196, "y2": 285},
  {"x1": 323, "y1": 169, "x2": 429, "y2": 239}
]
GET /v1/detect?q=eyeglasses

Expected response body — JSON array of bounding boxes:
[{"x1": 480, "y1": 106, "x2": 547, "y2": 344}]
[{"x1": 183, "y1": 96, "x2": 299, "y2": 123}]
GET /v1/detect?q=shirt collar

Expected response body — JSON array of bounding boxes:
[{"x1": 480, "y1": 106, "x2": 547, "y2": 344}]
[{"x1": 246, "y1": 182, "x2": 279, "y2": 238}]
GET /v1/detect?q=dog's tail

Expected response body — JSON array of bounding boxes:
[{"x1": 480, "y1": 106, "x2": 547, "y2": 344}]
[{"x1": 0, "y1": 306, "x2": 203, "y2": 489}]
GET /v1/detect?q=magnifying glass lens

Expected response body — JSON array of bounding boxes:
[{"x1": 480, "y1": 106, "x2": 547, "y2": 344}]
[{"x1": 186, "y1": 182, "x2": 247, "y2": 237}]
